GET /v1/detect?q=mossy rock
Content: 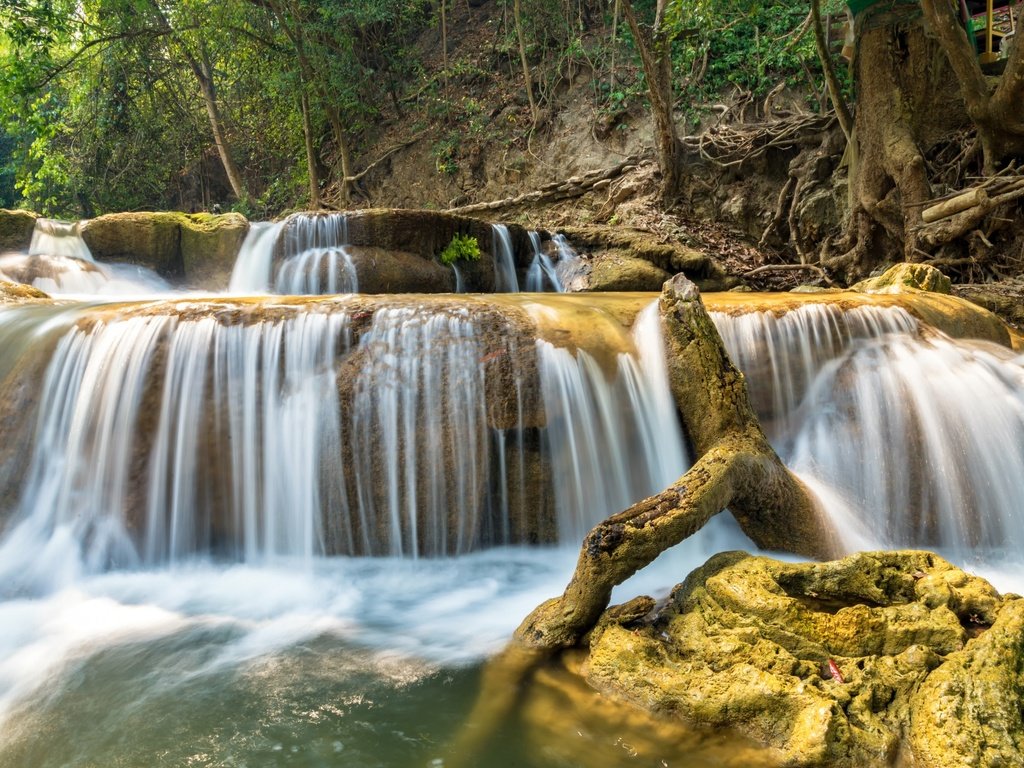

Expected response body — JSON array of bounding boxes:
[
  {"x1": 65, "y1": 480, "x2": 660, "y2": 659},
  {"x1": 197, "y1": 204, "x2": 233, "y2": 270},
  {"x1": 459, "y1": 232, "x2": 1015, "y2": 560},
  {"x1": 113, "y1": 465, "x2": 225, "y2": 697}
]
[
  {"x1": 556, "y1": 225, "x2": 736, "y2": 291},
  {"x1": 80, "y1": 212, "x2": 186, "y2": 277},
  {"x1": 582, "y1": 551, "x2": 1020, "y2": 768},
  {"x1": 853, "y1": 263, "x2": 952, "y2": 295},
  {"x1": 180, "y1": 213, "x2": 249, "y2": 289},
  {"x1": 0, "y1": 209, "x2": 38, "y2": 252}
]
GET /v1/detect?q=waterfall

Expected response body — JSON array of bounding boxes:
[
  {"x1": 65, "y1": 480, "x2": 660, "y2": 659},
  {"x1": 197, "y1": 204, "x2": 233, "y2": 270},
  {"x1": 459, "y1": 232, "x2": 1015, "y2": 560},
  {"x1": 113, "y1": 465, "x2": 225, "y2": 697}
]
[
  {"x1": 228, "y1": 214, "x2": 356, "y2": 295},
  {"x1": 711, "y1": 304, "x2": 918, "y2": 446},
  {"x1": 789, "y1": 334, "x2": 1024, "y2": 558},
  {"x1": 273, "y1": 213, "x2": 356, "y2": 295},
  {"x1": 537, "y1": 302, "x2": 686, "y2": 542},
  {"x1": 228, "y1": 221, "x2": 284, "y2": 292},
  {"x1": 712, "y1": 300, "x2": 1024, "y2": 565},
  {"x1": 551, "y1": 233, "x2": 585, "y2": 291},
  {"x1": 525, "y1": 231, "x2": 563, "y2": 292},
  {"x1": 0, "y1": 297, "x2": 686, "y2": 583},
  {"x1": 491, "y1": 224, "x2": 520, "y2": 292},
  {"x1": 28, "y1": 219, "x2": 93, "y2": 261},
  {"x1": 2, "y1": 219, "x2": 171, "y2": 296}
]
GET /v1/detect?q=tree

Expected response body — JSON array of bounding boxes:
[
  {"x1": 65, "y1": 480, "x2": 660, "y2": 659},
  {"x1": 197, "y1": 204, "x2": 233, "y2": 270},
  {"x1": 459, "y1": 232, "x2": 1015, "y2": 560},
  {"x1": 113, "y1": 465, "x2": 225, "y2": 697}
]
[{"x1": 833, "y1": 0, "x2": 1024, "y2": 276}]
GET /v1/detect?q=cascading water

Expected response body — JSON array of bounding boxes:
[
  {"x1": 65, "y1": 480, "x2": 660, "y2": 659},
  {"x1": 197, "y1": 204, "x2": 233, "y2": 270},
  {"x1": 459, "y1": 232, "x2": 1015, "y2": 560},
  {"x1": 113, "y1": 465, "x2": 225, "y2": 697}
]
[
  {"x1": 490, "y1": 224, "x2": 520, "y2": 292},
  {"x1": 711, "y1": 303, "x2": 917, "y2": 446},
  {"x1": 2, "y1": 218, "x2": 171, "y2": 296},
  {"x1": 228, "y1": 220, "x2": 284, "y2": 292},
  {"x1": 712, "y1": 299, "x2": 1024, "y2": 571},
  {"x1": 535, "y1": 303, "x2": 685, "y2": 542},
  {"x1": 0, "y1": 297, "x2": 689, "y2": 573},
  {"x1": 226, "y1": 214, "x2": 356, "y2": 295},
  {"x1": 273, "y1": 213, "x2": 357, "y2": 295},
  {"x1": 525, "y1": 231, "x2": 563, "y2": 292}
]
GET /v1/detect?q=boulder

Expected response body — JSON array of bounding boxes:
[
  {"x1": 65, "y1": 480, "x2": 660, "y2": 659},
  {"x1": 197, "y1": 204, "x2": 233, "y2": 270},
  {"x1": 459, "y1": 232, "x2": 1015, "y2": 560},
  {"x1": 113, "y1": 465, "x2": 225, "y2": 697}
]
[
  {"x1": 179, "y1": 213, "x2": 249, "y2": 289},
  {"x1": 853, "y1": 263, "x2": 953, "y2": 295},
  {"x1": 588, "y1": 254, "x2": 671, "y2": 292},
  {"x1": 347, "y1": 246, "x2": 456, "y2": 293},
  {"x1": 556, "y1": 225, "x2": 736, "y2": 291},
  {"x1": 583, "y1": 551, "x2": 1020, "y2": 768},
  {"x1": 0, "y1": 209, "x2": 37, "y2": 252},
  {"x1": 80, "y1": 212, "x2": 184, "y2": 277}
]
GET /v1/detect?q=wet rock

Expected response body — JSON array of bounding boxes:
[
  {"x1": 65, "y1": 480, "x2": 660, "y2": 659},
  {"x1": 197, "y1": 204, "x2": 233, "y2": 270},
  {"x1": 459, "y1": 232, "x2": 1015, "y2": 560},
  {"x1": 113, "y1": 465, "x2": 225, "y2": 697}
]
[
  {"x1": 0, "y1": 209, "x2": 38, "y2": 252},
  {"x1": 583, "y1": 551, "x2": 1018, "y2": 768},
  {"x1": 853, "y1": 263, "x2": 953, "y2": 295},
  {"x1": 81, "y1": 212, "x2": 185, "y2": 277}
]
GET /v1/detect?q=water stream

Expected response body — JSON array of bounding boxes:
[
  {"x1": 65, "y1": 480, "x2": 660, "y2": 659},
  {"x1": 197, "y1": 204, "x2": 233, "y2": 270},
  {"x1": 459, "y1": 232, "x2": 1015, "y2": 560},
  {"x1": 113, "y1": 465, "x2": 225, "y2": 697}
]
[{"x1": 2, "y1": 222, "x2": 1024, "y2": 766}]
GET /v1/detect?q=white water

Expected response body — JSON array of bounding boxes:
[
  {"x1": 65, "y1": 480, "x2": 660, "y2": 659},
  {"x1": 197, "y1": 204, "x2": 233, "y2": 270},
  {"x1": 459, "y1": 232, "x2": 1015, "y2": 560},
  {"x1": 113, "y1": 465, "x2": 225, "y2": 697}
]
[
  {"x1": 228, "y1": 221, "x2": 285, "y2": 292},
  {"x1": 536, "y1": 303, "x2": 686, "y2": 541},
  {"x1": 525, "y1": 231, "x2": 563, "y2": 292},
  {"x1": 490, "y1": 224, "x2": 520, "y2": 292},
  {"x1": 28, "y1": 218, "x2": 93, "y2": 261},
  {"x1": 713, "y1": 302, "x2": 1024, "y2": 579},
  {"x1": 711, "y1": 304, "x2": 918, "y2": 447},
  {"x1": 228, "y1": 214, "x2": 356, "y2": 296},
  {"x1": 4, "y1": 220, "x2": 173, "y2": 297}
]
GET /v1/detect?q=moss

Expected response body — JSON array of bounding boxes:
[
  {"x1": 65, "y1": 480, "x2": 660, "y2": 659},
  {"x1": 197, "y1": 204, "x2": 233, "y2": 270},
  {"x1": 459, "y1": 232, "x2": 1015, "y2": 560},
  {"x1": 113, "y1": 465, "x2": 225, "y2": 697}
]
[
  {"x1": 582, "y1": 551, "x2": 1021, "y2": 768},
  {"x1": 853, "y1": 263, "x2": 953, "y2": 295}
]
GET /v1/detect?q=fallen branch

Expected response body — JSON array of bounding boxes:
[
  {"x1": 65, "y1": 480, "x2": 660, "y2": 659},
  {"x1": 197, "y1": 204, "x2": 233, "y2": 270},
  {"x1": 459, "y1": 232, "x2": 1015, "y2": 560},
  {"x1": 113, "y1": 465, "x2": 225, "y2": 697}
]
[
  {"x1": 343, "y1": 134, "x2": 424, "y2": 184},
  {"x1": 919, "y1": 178, "x2": 1024, "y2": 247},
  {"x1": 446, "y1": 153, "x2": 649, "y2": 215},
  {"x1": 516, "y1": 275, "x2": 838, "y2": 651}
]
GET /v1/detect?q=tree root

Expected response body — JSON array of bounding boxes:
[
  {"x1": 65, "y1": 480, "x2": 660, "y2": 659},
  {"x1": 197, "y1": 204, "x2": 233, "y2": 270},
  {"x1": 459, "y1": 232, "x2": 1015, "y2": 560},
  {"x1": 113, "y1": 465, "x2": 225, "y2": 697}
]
[{"x1": 445, "y1": 275, "x2": 840, "y2": 763}]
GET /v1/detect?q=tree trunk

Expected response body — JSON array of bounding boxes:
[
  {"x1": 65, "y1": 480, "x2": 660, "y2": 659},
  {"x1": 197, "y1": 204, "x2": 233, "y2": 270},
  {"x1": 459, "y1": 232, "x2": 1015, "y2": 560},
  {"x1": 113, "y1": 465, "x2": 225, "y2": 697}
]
[
  {"x1": 516, "y1": 274, "x2": 837, "y2": 651},
  {"x1": 921, "y1": 0, "x2": 1024, "y2": 170},
  {"x1": 146, "y1": 0, "x2": 249, "y2": 203},
  {"x1": 300, "y1": 87, "x2": 321, "y2": 209},
  {"x1": 831, "y1": 6, "x2": 964, "y2": 277},
  {"x1": 812, "y1": 0, "x2": 853, "y2": 141},
  {"x1": 621, "y1": 0, "x2": 681, "y2": 200}
]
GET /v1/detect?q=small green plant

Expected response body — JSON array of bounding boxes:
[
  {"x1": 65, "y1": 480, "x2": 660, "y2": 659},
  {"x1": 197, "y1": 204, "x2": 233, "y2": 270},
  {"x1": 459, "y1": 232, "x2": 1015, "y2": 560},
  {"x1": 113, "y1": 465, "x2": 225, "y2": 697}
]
[{"x1": 439, "y1": 234, "x2": 481, "y2": 266}]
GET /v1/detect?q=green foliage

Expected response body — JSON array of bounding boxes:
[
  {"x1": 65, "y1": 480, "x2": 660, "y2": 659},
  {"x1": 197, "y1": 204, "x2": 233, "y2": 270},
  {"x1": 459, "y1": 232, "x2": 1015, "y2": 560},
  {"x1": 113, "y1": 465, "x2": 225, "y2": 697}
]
[{"x1": 439, "y1": 234, "x2": 481, "y2": 266}]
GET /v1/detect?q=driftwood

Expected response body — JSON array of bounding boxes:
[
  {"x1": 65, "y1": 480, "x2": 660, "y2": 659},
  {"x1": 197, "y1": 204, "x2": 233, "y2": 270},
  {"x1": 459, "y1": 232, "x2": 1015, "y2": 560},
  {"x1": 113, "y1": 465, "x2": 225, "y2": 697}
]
[
  {"x1": 447, "y1": 275, "x2": 839, "y2": 763},
  {"x1": 919, "y1": 178, "x2": 1024, "y2": 247},
  {"x1": 445, "y1": 153, "x2": 649, "y2": 215}
]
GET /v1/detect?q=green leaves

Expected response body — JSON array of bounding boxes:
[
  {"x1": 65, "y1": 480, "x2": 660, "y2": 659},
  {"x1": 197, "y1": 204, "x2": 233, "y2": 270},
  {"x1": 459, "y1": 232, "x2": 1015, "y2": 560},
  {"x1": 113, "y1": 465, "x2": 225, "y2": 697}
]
[{"x1": 439, "y1": 233, "x2": 481, "y2": 265}]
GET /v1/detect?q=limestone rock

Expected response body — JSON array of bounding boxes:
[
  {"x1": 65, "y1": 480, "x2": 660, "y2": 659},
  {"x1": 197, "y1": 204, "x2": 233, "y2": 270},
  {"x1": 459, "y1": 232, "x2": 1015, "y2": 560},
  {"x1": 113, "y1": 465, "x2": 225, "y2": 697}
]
[
  {"x1": 81, "y1": 212, "x2": 185, "y2": 276},
  {"x1": 588, "y1": 254, "x2": 671, "y2": 292},
  {"x1": 180, "y1": 213, "x2": 249, "y2": 289},
  {"x1": 0, "y1": 210, "x2": 38, "y2": 252},
  {"x1": 583, "y1": 551, "x2": 1020, "y2": 768},
  {"x1": 346, "y1": 246, "x2": 456, "y2": 293},
  {"x1": 555, "y1": 225, "x2": 735, "y2": 291},
  {"x1": 853, "y1": 263, "x2": 953, "y2": 295}
]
